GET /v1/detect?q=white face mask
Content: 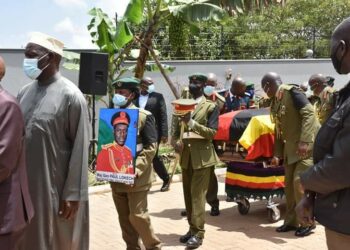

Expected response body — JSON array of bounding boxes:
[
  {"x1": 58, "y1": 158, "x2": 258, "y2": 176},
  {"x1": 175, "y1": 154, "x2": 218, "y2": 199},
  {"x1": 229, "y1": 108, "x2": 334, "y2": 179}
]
[
  {"x1": 147, "y1": 84, "x2": 155, "y2": 93},
  {"x1": 203, "y1": 85, "x2": 215, "y2": 96},
  {"x1": 23, "y1": 53, "x2": 49, "y2": 80},
  {"x1": 113, "y1": 94, "x2": 128, "y2": 107}
]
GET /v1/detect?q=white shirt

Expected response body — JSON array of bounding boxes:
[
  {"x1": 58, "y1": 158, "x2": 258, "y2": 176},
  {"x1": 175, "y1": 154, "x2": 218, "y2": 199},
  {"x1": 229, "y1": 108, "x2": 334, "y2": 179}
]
[{"x1": 139, "y1": 94, "x2": 149, "y2": 109}]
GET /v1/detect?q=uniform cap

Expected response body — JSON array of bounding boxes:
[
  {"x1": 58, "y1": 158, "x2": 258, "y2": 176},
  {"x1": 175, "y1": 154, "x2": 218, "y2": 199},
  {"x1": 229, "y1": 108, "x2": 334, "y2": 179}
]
[
  {"x1": 113, "y1": 77, "x2": 140, "y2": 89},
  {"x1": 189, "y1": 73, "x2": 207, "y2": 83},
  {"x1": 112, "y1": 111, "x2": 130, "y2": 126},
  {"x1": 172, "y1": 99, "x2": 197, "y2": 116},
  {"x1": 28, "y1": 32, "x2": 64, "y2": 56}
]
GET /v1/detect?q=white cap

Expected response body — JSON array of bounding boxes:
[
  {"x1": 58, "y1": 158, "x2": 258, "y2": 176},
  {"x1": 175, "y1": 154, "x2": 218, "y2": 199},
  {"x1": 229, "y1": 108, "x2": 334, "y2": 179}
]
[{"x1": 28, "y1": 32, "x2": 64, "y2": 56}]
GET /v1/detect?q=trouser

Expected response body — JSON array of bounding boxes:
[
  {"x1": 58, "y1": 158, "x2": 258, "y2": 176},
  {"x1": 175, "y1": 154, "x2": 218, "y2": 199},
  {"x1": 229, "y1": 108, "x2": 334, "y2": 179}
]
[
  {"x1": 153, "y1": 141, "x2": 169, "y2": 182},
  {"x1": 325, "y1": 227, "x2": 350, "y2": 250},
  {"x1": 283, "y1": 158, "x2": 313, "y2": 227},
  {"x1": 0, "y1": 228, "x2": 25, "y2": 250},
  {"x1": 111, "y1": 189, "x2": 162, "y2": 250},
  {"x1": 206, "y1": 167, "x2": 219, "y2": 208},
  {"x1": 182, "y1": 160, "x2": 212, "y2": 239}
]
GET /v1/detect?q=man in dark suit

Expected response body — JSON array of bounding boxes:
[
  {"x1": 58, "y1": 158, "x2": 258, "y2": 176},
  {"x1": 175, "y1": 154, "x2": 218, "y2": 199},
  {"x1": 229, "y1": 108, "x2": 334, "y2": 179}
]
[
  {"x1": 224, "y1": 76, "x2": 252, "y2": 112},
  {"x1": 0, "y1": 56, "x2": 34, "y2": 249},
  {"x1": 134, "y1": 77, "x2": 170, "y2": 191}
]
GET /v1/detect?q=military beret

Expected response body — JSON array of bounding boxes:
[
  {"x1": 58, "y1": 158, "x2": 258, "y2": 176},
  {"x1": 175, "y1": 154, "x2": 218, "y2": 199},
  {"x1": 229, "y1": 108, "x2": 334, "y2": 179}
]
[
  {"x1": 171, "y1": 99, "x2": 197, "y2": 116},
  {"x1": 189, "y1": 73, "x2": 207, "y2": 83},
  {"x1": 112, "y1": 77, "x2": 140, "y2": 89},
  {"x1": 111, "y1": 111, "x2": 130, "y2": 126}
]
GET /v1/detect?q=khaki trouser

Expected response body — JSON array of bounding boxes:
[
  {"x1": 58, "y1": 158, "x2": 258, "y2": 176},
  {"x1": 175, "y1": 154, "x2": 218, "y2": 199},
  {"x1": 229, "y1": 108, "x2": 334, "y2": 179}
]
[
  {"x1": 326, "y1": 228, "x2": 350, "y2": 250},
  {"x1": 206, "y1": 167, "x2": 219, "y2": 208},
  {"x1": 111, "y1": 189, "x2": 162, "y2": 250},
  {"x1": 182, "y1": 160, "x2": 212, "y2": 239},
  {"x1": 283, "y1": 158, "x2": 313, "y2": 227}
]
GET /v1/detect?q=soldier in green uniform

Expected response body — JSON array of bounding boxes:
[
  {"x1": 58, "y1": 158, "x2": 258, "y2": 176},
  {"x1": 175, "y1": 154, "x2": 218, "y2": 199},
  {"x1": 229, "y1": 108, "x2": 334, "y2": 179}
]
[
  {"x1": 177, "y1": 73, "x2": 223, "y2": 217},
  {"x1": 261, "y1": 72, "x2": 320, "y2": 237},
  {"x1": 110, "y1": 77, "x2": 162, "y2": 250},
  {"x1": 172, "y1": 73, "x2": 220, "y2": 249},
  {"x1": 308, "y1": 74, "x2": 336, "y2": 124}
]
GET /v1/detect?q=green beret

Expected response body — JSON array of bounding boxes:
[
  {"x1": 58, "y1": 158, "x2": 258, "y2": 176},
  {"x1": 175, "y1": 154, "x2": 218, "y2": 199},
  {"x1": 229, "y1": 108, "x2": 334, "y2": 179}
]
[
  {"x1": 112, "y1": 77, "x2": 140, "y2": 89},
  {"x1": 188, "y1": 73, "x2": 207, "y2": 83}
]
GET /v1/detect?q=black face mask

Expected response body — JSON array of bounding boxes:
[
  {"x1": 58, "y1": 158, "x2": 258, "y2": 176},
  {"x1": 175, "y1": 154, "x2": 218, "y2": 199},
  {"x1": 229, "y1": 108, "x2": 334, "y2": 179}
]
[
  {"x1": 189, "y1": 83, "x2": 202, "y2": 97},
  {"x1": 331, "y1": 43, "x2": 347, "y2": 74}
]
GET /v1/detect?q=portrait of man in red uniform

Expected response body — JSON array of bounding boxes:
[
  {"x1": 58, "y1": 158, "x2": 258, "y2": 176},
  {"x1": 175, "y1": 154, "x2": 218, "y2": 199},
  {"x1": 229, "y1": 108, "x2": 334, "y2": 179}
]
[{"x1": 96, "y1": 111, "x2": 134, "y2": 174}]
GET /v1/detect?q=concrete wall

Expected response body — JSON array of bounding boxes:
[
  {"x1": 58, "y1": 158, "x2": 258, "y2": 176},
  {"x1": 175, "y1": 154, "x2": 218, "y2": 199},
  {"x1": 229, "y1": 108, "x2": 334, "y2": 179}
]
[{"x1": 1, "y1": 49, "x2": 349, "y2": 134}]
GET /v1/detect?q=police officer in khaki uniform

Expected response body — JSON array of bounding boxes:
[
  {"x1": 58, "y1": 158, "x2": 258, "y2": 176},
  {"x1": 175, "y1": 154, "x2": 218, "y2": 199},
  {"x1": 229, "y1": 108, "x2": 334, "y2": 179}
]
[
  {"x1": 110, "y1": 77, "x2": 162, "y2": 250},
  {"x1": 308, "y1": 74, "x2": 336, "y2": 124},
  {"x1": 172, "y1": 73, "x2": 220, "y2": 249},
  {"x1": 261, "y1": 72, "x2": 320, "y2": 237}
]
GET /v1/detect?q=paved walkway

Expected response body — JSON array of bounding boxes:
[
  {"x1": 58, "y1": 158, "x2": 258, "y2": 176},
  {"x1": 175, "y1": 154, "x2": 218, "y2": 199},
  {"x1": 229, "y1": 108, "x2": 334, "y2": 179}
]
[{"x1": 90, "y1": 173, "x2": 327, "y2": 250}]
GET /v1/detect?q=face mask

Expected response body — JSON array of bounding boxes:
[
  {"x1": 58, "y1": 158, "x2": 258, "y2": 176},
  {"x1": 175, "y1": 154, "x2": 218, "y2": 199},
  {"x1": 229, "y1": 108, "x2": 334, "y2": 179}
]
[
  {"x1": 147, "y1": 84, "x2": 155, "y2": 93},
  {"x1": 203, "y1": 85, "x2": 215, "y2": 96},
  {"x1": 113, "y1": 94, "x2": 128, "y2": 107},
  {"x1": 23, "y1": 54, "x2": 49, "y2": 80},
  {"x1": 189, "y1": 83, "x2": 202, "y2": 96}
]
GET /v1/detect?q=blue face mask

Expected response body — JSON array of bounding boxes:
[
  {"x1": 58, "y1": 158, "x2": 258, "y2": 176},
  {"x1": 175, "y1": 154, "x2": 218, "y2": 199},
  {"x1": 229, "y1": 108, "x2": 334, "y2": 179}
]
[
  {"x1": 23, "y1": 54, "x2": 49, "y2": 80},
  {"x1": 203, "y1": 85, "x2": 215, "y2": 96},
  {"x1": 147, "y1": 84, "x2": 155, "y2": 93},
  {"x1": 113, "y1": 94, "x2": 128, "y2": 107}
]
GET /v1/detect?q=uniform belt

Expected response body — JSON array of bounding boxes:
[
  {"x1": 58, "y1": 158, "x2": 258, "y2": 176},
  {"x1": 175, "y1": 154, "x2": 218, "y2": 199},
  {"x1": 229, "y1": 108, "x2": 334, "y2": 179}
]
[
  {"x1": 182, "y1": 131, "x2": 205, "y2": 140},
  {"x1": 137, "y1": 143, "x2": 143, "y2": 152}
]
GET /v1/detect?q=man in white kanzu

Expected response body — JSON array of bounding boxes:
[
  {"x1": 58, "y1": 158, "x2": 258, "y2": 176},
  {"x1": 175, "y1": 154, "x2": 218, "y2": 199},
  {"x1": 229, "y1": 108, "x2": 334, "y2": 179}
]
[{"x1": 17, "y1": 32, "x2": 89, "y2": 250}]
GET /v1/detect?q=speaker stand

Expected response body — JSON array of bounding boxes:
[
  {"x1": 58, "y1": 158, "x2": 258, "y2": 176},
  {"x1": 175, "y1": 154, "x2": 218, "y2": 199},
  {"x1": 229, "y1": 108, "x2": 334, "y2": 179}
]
[{"x1": 88, "y1": 94, "x2": 98, "y2": 172}]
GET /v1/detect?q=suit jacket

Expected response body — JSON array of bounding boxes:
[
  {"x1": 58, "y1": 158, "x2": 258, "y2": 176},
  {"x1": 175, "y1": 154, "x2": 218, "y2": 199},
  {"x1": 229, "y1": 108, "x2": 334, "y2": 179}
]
[
  {"x1": 171, "y1": 97, "x2": 220, "y2": 169},
  {"x1": 134, "y1": 92, "x2": 168, "y2": 140},
  {"x1": 0, "y1": 87, "x2": 34, "y2": 234},
  {"x1": 270, "y1": 84, "x2": 320, "y2": 165},
  {"x1": 224, "y1": 91, "x2": 251, "y2": 112}
]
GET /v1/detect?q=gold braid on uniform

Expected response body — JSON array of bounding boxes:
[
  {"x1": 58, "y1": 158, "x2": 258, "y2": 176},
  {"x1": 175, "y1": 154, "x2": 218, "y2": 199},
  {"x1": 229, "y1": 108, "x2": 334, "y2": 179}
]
[{"x1": 108, "y1": 148, "x2": 126, "y2": 173}]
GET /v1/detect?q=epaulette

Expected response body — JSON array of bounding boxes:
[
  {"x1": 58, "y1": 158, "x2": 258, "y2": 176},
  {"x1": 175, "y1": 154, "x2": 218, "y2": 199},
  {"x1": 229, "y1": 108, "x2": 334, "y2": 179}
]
[
  {"x1": 276, "y1": 84, "x2": 299, "y2": 100},
  {"x1": 215, "y1": 92, "x2": 226, "y2": 103},
  {"x1": 139, "y1": 108, "x2": 152, "y2": 116},
  {"x1": 102, "y1": 143, "x2": 115, "y2": 149}
]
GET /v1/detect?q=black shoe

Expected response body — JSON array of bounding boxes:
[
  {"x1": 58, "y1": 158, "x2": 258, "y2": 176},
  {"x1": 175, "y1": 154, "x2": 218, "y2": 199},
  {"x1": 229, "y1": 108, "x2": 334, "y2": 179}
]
[
  {"x1": 186, "y1": 235, "x2": 203, "y2": 249},
  {"x1": 180, "y1": 210, "x2": 187, "y2": 216},
  {"x1": 276, "y1": 224, "x2": 297, "y2": 233},
  {"x1": 179, "y1": 231, "x2": 192, "y2": 243},
  {"x1": 160, "y1": 178, "x2": 170, "y2": 192},
  {"x1": 295, "y1": 225, "x2": 316, "y2": 237},
  {"x1": 210, "y1": 206, "x2": 220, "y2": 216}
]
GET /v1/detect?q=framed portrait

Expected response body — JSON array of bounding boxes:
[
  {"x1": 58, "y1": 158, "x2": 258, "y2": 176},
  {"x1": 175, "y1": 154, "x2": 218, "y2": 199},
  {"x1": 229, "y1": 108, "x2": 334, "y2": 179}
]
[{"x1": 95, "y1": 108, "x2": 139, "y2": 184}]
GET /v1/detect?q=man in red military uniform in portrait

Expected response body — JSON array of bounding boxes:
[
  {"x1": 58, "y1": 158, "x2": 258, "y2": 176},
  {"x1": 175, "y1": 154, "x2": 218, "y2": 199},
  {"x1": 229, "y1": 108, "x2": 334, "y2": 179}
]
[{"x1": 97, "y1": 111, "x2": 134, "y2": 174}]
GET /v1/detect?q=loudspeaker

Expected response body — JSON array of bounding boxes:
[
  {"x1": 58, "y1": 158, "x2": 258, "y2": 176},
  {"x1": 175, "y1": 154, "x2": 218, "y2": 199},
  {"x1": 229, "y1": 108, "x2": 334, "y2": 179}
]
[{"x1": 78, "y1": 52, "x2": 108, "y2": 95}]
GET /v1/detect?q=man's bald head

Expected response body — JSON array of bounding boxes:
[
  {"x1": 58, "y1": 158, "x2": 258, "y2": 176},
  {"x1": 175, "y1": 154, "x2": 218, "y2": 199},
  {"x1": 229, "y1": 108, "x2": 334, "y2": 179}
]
[
  {"x1": 261, "y1": 72, "x2": 282, "y2": 98},
  {"x1": 230, "y1": 76, "x2": 246, "y2": 96},
  {"x1": 308, "y1": 74, "x2": 327, "y2": 95},
  {"x1": 331, "y1": 17, "x2": 350, "y2": 74},
  {"x1": 207, "y1": 73, "x2": 217, "y2": 87},
  {"x1": 140, "y1": 76, "x2": 153, "y2": 95},
  {"x1": 0, "y1": 56, "x2": 5, "y2": 81}
]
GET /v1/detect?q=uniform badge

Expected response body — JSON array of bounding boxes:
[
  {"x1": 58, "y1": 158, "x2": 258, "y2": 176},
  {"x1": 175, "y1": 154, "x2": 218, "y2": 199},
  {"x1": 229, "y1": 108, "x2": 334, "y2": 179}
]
[
  {"x1": 280, "y1": 105, "x2": 286, "y2": 115},
  {"x1": 117, "y1": 82, "x2": 122, "y2": 87}
]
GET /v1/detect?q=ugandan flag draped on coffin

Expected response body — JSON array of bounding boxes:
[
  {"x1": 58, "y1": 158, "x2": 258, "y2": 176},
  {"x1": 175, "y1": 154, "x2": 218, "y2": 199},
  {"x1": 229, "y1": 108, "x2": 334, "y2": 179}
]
[
  {"x1": 214, "y1": 108, "x2": 274, "y2": 160},
  {"x1": 225, "y1": 161, "x2": 285, "y2": 199},
  {"x1": 239, "y1": 114, "x2": 275, "y2": 160}
]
